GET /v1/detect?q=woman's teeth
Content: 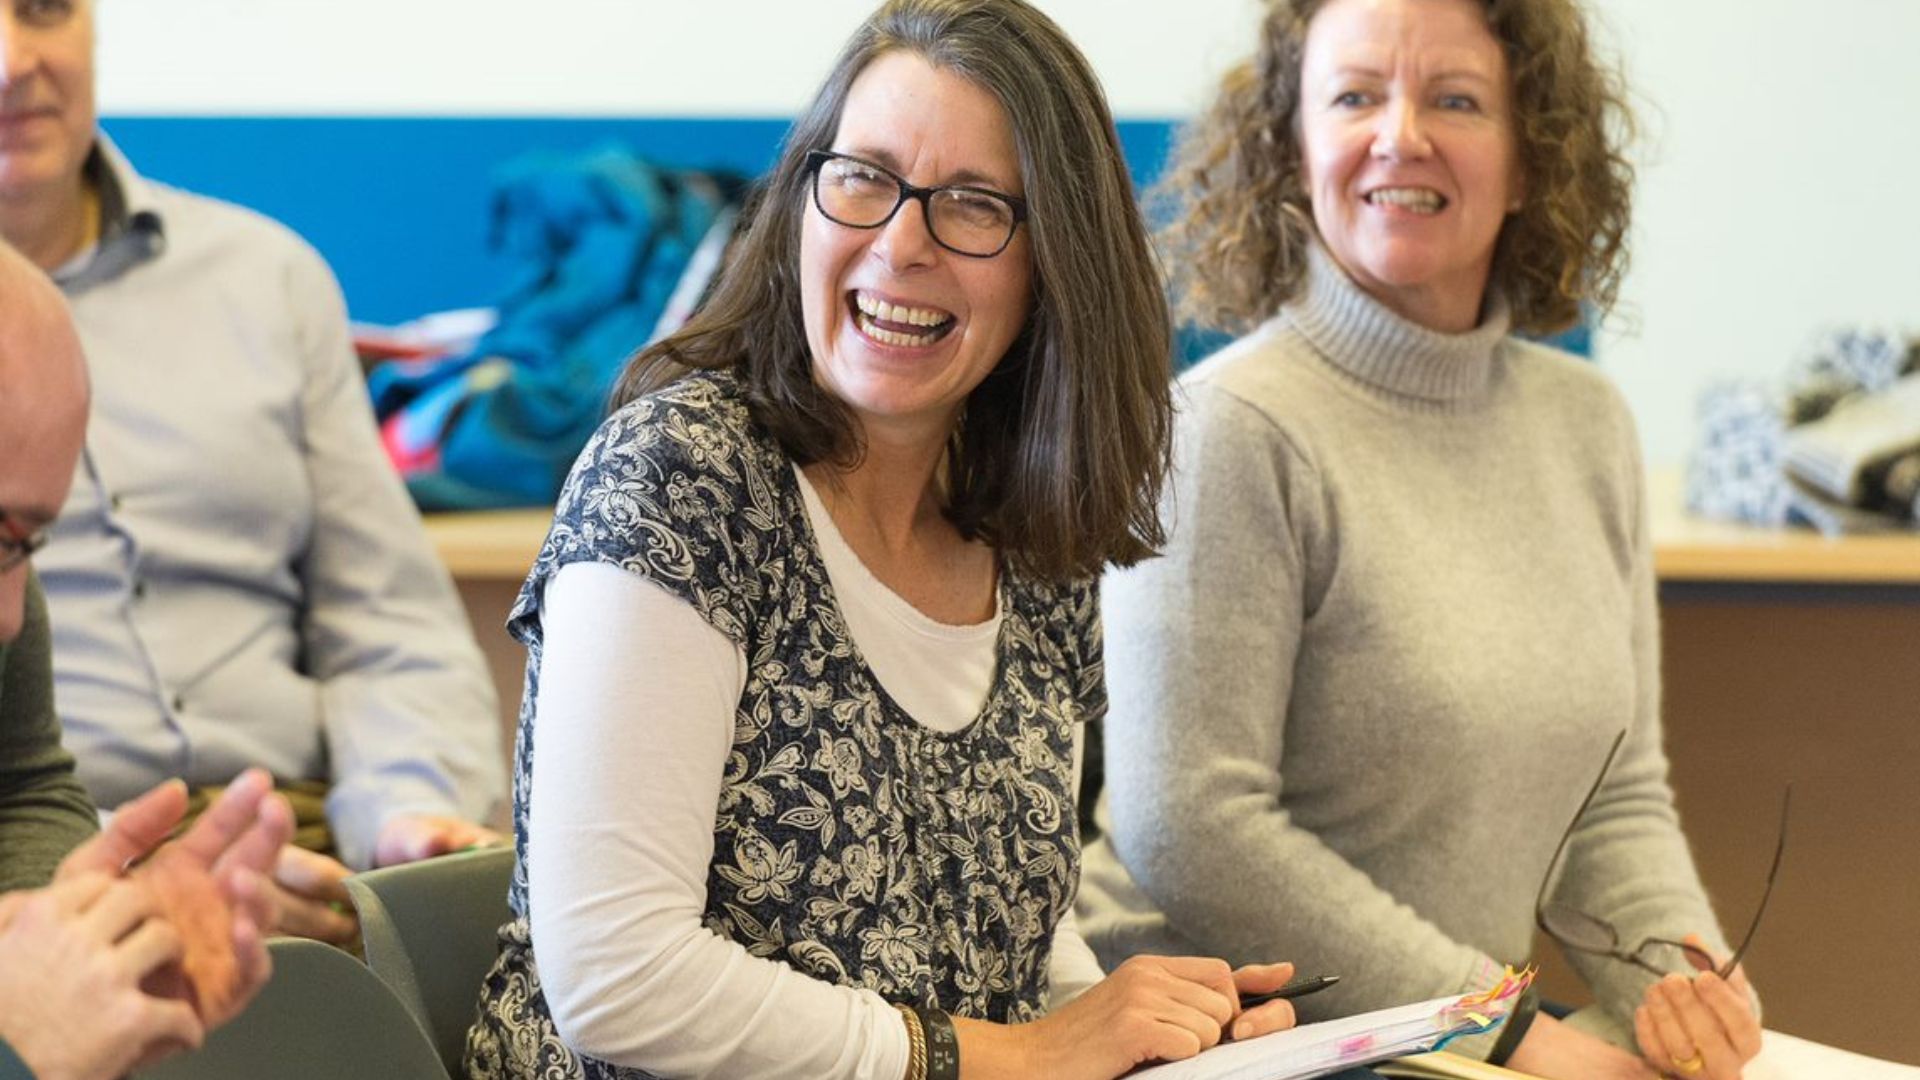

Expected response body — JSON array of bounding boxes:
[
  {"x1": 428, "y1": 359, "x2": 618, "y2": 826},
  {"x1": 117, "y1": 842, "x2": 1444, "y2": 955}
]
[
  {"x1": 856, "y1": 293, "x2": 949, "y2": 326},
  {"x1": 853, "y1": 292, "x2": 954, "y2": 347},
  {"x1": 1367, "y1": 187, "x2": 1444, "y2": 213}
]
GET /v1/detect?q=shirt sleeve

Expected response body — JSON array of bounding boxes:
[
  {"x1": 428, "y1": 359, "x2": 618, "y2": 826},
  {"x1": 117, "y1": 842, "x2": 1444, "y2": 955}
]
[
  {"x1": 1102, "y1": 385, "x2": 1508, "y2": 1013},
  {"x1": 512, "y1": 384, "x2": 770, "y2": 653},
  {"x1": 1548, "y1": 406, "x2": 1741, "y2": 1039},
  {"x1": 1048, "y1": 727, "x2": 1105, "y2": 1008},
  {"x1": 0, "y1": 572, "x2": 99, "y2": 893},
  {"x1": 0, "y1": 1032, "x2": 36, "y2": 1080},
  {"x1": 284, "y1": 247, "x2": 504, "y2": 869},
  {"x1": 527, "y1": 561, "x2": 909, "y2": 1079}
]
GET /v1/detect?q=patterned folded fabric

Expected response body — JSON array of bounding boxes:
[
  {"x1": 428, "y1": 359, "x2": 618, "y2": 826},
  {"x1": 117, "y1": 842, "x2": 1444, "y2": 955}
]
[
  {"x1": 1687, "y1": 328, "x2": 1920, "y2": 531},
  {"x1": 1687, "y1": 380, "x2": 1791, "y2": 526},
  {"x1": 1784, "y1": 373, "x2": 1920, "y2": 504},
  {"x1": 1786, "y1": 325, "x2": 1918, "y2": 423},
  {"x1": 367, "y1": 148, "x2": 748, "y2": 510}
]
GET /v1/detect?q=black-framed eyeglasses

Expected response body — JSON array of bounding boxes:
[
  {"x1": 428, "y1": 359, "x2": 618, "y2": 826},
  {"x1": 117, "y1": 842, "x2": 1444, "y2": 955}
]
[
  {"x1": 0, "y1": 512, "x2": 49, "y2": 574},
  {"x1": 1534, "y1": 729, "x2": 1791, "y2": 980},
  {"x1": 805, "y1": 150, "x2": 1028, "y2": 259}
]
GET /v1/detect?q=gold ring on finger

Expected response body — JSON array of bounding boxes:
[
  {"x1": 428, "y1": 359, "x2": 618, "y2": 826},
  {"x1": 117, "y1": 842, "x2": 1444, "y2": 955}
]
[{"x1": 1672, "y1": 1051, "x2": 1705, "y2": 1075}]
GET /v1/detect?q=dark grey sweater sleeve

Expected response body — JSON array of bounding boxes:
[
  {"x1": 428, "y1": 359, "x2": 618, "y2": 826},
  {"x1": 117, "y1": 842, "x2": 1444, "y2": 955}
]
[
  {"x1": 0, "y1": 572, "x2": 99, "y2": 894},
  {"x1": 0, "y1": 1034, "x2": 34, "y2": 1080}
]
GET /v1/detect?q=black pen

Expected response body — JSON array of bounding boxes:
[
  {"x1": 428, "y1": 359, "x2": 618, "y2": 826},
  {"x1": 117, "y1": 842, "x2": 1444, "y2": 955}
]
[{"x1": 1237, "y1": 973, "x2": 1341, "y2": 1010}]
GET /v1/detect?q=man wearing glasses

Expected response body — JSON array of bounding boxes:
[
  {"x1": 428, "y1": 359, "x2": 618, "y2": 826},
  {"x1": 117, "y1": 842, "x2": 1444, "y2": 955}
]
[
  {"x1": 0, "y1": 243, "x2": 94, "y2": 887},
  {"x1": 0, "y1": 239, "x2": 291, "y2": 1080},
  {"x1": 0, "y1": 0, "x2": 504, "y2": 944}
]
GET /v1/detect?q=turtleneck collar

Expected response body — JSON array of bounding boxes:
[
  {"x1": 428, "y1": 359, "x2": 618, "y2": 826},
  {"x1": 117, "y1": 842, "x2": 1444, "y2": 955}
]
[{"x1": 1284, "y1": 242, "x2": 1511, "y2": 406}]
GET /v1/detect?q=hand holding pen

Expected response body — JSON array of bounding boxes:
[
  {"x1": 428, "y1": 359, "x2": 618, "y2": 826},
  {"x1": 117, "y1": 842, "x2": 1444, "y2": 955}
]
[{"x1": 1227, "y1": 974, "x2": 1341, "y2": 1040}]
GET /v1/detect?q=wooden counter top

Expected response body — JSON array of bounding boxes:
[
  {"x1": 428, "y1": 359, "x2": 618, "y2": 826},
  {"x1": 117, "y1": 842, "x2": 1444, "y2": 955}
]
[
  {"x1": 1647, "y1": 469, "x2": 1920, "y2": 585},
  {"x1": 423, "y1": 508, "x2": 551, "y2": 582},
  {"x1": 425, "y1": 471, "x2": 1920, "y2": 586}
]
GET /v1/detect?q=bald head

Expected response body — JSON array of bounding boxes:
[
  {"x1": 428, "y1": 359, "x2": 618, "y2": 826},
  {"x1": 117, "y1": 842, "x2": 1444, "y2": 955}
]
[{"x1": 0, "y1": 239, "x2": 87, "y2": 642}]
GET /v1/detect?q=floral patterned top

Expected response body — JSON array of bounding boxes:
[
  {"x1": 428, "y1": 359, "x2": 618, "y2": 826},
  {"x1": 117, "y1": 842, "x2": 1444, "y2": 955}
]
[{"x1": 466, "y1": 371, "x2": 1104, "y2": 1079}]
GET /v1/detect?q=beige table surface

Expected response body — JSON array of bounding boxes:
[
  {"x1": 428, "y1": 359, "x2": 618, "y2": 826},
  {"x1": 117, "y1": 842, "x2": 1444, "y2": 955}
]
[
  {"x1": 425, "y1": 469, "x2": 1920, "y2": 585},
  {"x1": 1647, "y1": 469, "x2": 1920, "y2": 584}
]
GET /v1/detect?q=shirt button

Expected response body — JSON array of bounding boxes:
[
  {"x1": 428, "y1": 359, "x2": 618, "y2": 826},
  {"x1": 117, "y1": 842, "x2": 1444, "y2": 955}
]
[
  {"x1": 132, "y1": 580, "x2": 147, "y2": 601},
  {"x1": 171, "y1": 694, "x2": 186, "y2": 712},
  {"x1": 109, "y1": 493, "x2": 124, "y2": 512}
]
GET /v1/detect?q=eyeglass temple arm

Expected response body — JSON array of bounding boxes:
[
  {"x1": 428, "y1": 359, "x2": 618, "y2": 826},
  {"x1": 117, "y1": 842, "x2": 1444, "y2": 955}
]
[
  {"x1": 1716, "y1": 783, "x2": 1793, "y2": 979},
  {"x1": 1536, "y1": 729, "x2": 1630, "y2": 915}
]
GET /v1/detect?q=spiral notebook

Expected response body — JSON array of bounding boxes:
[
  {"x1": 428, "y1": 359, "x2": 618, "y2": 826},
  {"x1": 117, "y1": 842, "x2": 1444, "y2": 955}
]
[{"x1": 1132, "y1": 969, "x2": 1534, "y2": 1080}]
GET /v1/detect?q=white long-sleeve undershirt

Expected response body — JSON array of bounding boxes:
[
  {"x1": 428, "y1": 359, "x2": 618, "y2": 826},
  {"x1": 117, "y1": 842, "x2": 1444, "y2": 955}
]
[{"x1": 527, "y1": 470, "x2": 1103, "y2": 1078}]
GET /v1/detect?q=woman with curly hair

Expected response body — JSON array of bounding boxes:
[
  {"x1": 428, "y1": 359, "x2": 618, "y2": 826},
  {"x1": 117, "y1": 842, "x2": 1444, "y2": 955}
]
[{"x1": 1078, "y1": 1, "x2": 1763, "y2": 1078}]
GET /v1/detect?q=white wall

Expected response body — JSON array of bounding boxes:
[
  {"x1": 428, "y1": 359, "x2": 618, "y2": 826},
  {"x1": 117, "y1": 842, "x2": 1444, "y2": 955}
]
[
  {"x1": 1584, "y1": 0, "x2": 1920, "y2": 466},
  {"x1": 95, "y1": 0, "x2": 1260, "y2": 118},
  {"x1": 97, "y1": 0, "x2": 1920, "y2": 467}
]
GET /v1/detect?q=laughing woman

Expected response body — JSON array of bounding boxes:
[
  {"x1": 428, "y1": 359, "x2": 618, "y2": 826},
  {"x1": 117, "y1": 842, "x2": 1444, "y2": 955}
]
[
  {"x1": 1077, "y1": 2, "x2": 1764, "y2": 1079},
  {"x1": 463, "y1": 2, "x2": 1303, "y2": 1078}
]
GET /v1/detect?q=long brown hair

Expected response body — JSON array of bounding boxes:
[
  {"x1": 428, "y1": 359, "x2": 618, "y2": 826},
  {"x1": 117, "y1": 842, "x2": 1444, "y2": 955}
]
[
  {"x1": 1157, "y1": 0, "x2": 1636, "y2": 335},
  {"x1": 613, "y1": 0, "x2": 1171, "y2": 584}
]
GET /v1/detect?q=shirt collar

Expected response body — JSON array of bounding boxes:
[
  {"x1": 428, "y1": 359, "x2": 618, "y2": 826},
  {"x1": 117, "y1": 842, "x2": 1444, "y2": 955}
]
[{"x1": 52, "y1": 132, "x2": 168, "y2": 292}]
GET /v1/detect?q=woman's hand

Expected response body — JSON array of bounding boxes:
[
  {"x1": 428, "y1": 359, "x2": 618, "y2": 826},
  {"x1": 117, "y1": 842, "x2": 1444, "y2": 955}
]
[
  {"x1": 953, "y1": 955, "x2": 1298, "y2": 1080},
  {"x1": 1223, "y1": 961, "x2": 1301, "y2": 1041},
  {"x1": 1507, "y1": 1012, "x2": 1660, "y2": 1080},
  {"x1": 1633, "y1": 936, "x2": 1762, "y2": 1080}
]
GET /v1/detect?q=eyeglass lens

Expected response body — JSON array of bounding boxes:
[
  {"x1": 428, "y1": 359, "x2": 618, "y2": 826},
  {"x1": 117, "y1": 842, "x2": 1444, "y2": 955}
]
[
  {"x1": 813, "y1": 154, "x2": 1017, "y2": 257},
  {"x1": 0, "y1": 514, "x2": 45, "y2": 572}
]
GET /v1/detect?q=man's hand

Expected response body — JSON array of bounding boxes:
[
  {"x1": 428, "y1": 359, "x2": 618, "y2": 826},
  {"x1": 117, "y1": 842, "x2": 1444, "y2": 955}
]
[
  {"x1": 268, "y1": 845, "x2": 360, "y2": 946},
  {"x1": 262, "y1": 811, "x2": 504, "y2": 944},
  {"x1": 55, "y1": 777, "x2": 196, "y2": 881},
  {"x1": 373, "y1": 813, "x2": 504, "y2": 868},
  {"x1": 0, "y1": 873, "x2": 206, "y2": 1080},
  {"x1": 54, "y1": 768, "x2": 291, "y2": 1029}
]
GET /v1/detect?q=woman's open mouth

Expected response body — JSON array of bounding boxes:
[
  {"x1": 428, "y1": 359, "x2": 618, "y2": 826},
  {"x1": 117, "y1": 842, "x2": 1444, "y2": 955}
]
[{"x1": 850, "y1": 291, "x2": 957, "y2": 348}]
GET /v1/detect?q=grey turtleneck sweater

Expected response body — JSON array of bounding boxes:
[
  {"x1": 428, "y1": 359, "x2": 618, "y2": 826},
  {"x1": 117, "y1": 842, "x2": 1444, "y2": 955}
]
[{"x1": 1076, "y1": 248, "x2": 1730, "y2": 1048}]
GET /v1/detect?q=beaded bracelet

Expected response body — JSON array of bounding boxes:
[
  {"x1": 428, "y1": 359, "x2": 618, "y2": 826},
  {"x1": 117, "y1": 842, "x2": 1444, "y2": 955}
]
[
  {"x1": 893, "y1": 1003, "x2": 928, "y2": 1080},
  {"x1": 915, "y1": 1006, "x2": 960, "y2": 1080}
]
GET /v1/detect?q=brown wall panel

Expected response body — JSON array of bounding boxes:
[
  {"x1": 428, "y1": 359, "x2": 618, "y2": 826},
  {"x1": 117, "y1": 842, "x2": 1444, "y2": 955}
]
[{"x1": 1536, "y1": 589, "x2": 1920, "y2": 1064}]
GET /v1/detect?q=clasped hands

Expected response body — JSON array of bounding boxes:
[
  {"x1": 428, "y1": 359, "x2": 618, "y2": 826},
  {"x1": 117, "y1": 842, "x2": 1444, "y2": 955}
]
[{"x1": 0, "y1": 768, "x2": 289, "y2": 1079}]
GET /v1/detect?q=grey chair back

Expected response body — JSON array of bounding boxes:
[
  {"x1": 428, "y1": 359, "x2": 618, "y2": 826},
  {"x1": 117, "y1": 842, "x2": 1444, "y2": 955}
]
[
  {"x1": 138, "y1": 936, "x2": 450, "y2": 1080},
  {"x1": 343, "y1": 844, "x2": 515, "y2": 1077}
]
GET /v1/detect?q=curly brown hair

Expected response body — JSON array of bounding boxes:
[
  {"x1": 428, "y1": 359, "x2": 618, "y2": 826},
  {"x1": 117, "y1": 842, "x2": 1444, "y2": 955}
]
[{"x1": 1157, "y1": 0, "x2": 1635, "y2": 335}]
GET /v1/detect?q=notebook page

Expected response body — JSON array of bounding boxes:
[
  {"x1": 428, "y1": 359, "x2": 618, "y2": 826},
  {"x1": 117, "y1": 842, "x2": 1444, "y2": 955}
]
[
  {"x1": 1132, "y1": 994, "x2": 1459, "y2": 1080},
  {"x1": 1747, "y1": 1031, "x2": 1920, "y2": 1080}
]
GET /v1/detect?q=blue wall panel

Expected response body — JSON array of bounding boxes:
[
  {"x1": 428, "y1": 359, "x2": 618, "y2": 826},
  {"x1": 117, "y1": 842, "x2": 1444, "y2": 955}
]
[{"x1": 102, "y1": 117, "x2": 1179, "y2": 325}]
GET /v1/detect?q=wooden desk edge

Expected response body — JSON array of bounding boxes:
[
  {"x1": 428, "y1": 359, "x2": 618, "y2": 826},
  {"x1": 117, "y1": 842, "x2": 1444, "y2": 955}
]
[
  {"x1": 1648, "y1": 468, "x2": 1920, "y2": 585},
  {"x1": 1653, "y1": 541, "x2": 1920, "y2": 584},
  {"x1": 423, "y1": 508, "x2": 550, "y2": 582},
  {"x1": 421, "y1": 474, "x2": 1920, "y2": 586},
  {"x1": 1378, "y1": 1050, "x2": 1542, "y2": 1079}
]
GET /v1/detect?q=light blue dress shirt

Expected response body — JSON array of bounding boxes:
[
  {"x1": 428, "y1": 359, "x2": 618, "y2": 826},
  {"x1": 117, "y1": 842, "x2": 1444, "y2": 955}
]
[{"x1": 37, "y1": 136, "x2": 504, "y2": 869}]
